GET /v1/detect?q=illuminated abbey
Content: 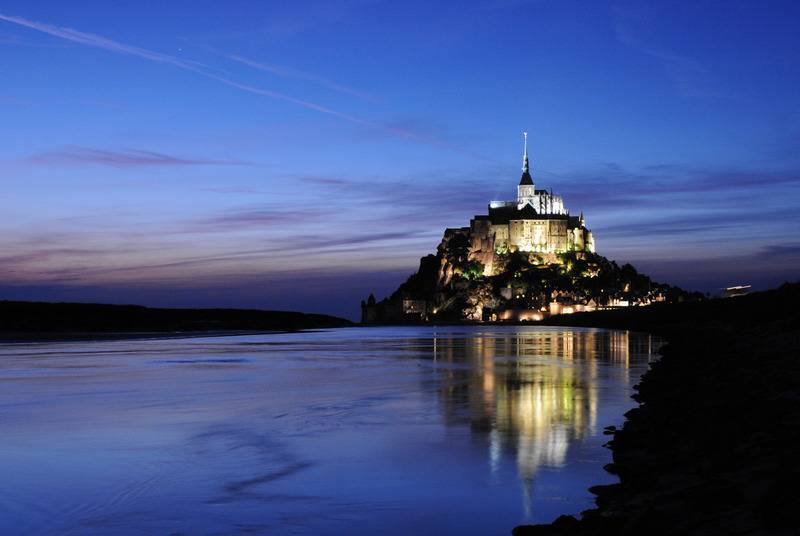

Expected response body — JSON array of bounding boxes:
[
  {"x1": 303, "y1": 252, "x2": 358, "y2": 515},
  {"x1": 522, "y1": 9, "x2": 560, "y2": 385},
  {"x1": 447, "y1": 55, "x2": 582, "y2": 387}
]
[
  {"x1": 361, "y1": 134, "x2": 684, "y2": 323},
  {"x1": 439, "y1": 133, "x2": 595, "y2": 276}
]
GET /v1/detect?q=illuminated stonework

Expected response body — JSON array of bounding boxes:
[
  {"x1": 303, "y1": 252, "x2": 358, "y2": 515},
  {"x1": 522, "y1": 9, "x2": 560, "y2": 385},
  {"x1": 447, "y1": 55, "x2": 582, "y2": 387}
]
[{"x1": 440, "y1": 134, "x2": 595, "y2": 276}]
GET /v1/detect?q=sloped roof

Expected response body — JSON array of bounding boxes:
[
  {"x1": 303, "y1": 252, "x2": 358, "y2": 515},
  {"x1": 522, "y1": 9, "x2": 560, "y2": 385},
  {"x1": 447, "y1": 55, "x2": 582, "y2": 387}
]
[{"x1": 485, "y1": 203, "x2": 572, "y2": 224}]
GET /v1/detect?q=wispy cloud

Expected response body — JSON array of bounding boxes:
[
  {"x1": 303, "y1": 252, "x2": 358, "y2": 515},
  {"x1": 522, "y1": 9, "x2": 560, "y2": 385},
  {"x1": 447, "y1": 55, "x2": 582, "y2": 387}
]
[
  {"x1": 548, "y1": 164, "x2": 800, "y2": 207},
  {"x1": 596, "y1": 206, "x2": 800, "y2": 238},
  {"x1": 301, "y1": 176, "x2": 350, "y2": 186},
  {"x1": 0, "y1": 13, "x2": 208, "y2": 71},
  {"x1": 0, "y1": 224, "x2": 426, "y2": 285},
  {"x1": 25, "y1": 147, "x2": 249, "y2": 167},
  {"x1": 195, "y1": 207, "x2": 326, "y2": 230},
  {"x1": 0, "y1": 248, "x2": 105, "y2": 268},
  {"x1": 276, "y1": 171, "x2": 497, "y2": 224},
  {"x1": 0, "y1": 266, "x2": 412, "y2": 319},
  {"x1": 0, "y1": 12, "x2": 457, "y2": 150},
  {"x1": 200, "y1": 186, "x2": 261, "y2": 194},
  {"x1": 201, "y1": 0, "x2": 384, "y2": 44},
  {"x1": 2, "y1": 159, "x2": 797, "y2": 313},
  {"x1": 611, "y1": 2, "x2": 733, "y2": 99},
  {"x1": 0, "y1": 13, "x2": 337, "y2": 110},
  {"x1": 227, "y1": 54, "x2": 375, "y2": 101},
  {"x1": 763, "y1": 242, "x2": 800, "y2": 256},
  {"x1": 627, "y1": 242, "x2": 800, "y2": 292},
  {"x1": 0, "y1": 30, "x2": 68, "y2": 48}
]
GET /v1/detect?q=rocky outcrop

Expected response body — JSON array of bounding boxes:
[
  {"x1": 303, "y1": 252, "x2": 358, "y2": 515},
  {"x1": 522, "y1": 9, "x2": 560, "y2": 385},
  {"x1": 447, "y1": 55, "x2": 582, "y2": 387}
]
[{"x1": 361, "y1": 233, "x2": 696, "y2": 323}]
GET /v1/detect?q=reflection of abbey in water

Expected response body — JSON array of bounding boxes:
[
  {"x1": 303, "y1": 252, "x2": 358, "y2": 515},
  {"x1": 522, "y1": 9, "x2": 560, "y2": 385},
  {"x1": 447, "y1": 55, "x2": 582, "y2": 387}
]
[{"x1": 432, "y1": 329, "x2": 656, "y2": 509}]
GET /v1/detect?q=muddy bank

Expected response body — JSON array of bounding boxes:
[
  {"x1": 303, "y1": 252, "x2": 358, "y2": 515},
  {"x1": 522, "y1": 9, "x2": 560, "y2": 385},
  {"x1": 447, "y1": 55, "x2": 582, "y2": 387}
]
[{"x1": 514, "y1": 283, "x2": 800, "y2": 535}]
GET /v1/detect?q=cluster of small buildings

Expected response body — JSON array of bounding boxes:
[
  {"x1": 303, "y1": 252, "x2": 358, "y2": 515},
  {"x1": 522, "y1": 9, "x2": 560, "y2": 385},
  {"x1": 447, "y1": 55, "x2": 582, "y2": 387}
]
[{"x1": 400, "y1": 293, "x2": 666, "y2": 323}]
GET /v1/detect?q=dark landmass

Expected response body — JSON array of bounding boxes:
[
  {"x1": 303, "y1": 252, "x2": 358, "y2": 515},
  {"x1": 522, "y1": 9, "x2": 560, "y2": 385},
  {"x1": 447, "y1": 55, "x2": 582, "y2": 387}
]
[
  {"x1": 514, "y1": 282, "x2": 800, "y2": 535},
  {"x1": 531, "y1": 284, "x2": 792, "y2": 337},
  {"x1": 363, "y1": 245, "x2": 701, "y2": 323},
  {"x1": 0, "y1": 300, "x2": 352, "y2": 341}
]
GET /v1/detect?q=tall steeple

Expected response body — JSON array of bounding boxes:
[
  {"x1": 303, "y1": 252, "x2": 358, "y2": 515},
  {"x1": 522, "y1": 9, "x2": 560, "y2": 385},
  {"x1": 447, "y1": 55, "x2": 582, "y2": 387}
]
[
  {"x1": 517, "y1": 131, "x2": 536, "y2": 208},
  {"x1": 522, "y1": 131, "x2": 529, "y2": 172},
  {"x1": 519, "y1": 131, "x2": 533, "y2": 186}
]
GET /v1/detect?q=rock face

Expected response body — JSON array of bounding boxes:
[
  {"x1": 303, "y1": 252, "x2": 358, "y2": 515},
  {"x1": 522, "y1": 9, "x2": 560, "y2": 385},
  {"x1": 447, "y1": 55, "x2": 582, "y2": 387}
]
[
  {"x1": 361, "y1": 241, "x2": 694, "y2": 323},
  {"x1": 513, "y1": 283, "x2": 800, "y2": 536}
]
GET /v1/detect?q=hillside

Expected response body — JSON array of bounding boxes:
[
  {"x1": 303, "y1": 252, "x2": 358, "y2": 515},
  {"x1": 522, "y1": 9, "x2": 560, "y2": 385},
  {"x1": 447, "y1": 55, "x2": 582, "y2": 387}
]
[
  {"x1": 0, "y1": 300, "x2": 352, "y2": 340},
  {"x1": 362, "y1": 244, "x2": 700, "y2": 323}
]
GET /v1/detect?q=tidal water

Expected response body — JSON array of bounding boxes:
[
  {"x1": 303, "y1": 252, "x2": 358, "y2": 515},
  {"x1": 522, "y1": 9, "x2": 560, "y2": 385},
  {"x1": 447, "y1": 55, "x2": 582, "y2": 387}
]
[{"x1": 0, "y1": 326, "x2": 660, "y2": 535}]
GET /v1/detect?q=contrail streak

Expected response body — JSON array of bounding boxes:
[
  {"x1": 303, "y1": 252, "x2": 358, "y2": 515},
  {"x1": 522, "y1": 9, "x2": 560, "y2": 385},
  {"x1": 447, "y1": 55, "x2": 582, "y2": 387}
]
[
  {"x1": 0, "y1": 13, "x2": 207, "y2": 73},
  {"x1": 227, "y1": 54, "x2": 375, "y2": 102},
  {"x1": 0, "y1": 12, "x2": 436, "y2": 144}
]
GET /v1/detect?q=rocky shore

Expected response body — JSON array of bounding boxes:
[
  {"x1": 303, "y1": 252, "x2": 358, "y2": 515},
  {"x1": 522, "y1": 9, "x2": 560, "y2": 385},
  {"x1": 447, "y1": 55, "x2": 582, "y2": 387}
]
[{"x1": 513, "y1": 282, "x2": 800, "y2": 535}]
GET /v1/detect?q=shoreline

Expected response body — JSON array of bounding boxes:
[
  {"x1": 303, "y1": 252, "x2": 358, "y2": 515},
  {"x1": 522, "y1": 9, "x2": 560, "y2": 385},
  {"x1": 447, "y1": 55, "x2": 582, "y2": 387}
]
[
  {"x1": 0, "y1": 300, "x2": 353, "y2": 342},
  {"x1": 4, "y1": 289, "x2": 797, "y2": 533},
  {"x1": 513, "y1": 283, "x2": 799, "y2": 535},
  {"x1": 0, "y1": 329, "x2": 299, "y2": 344}
]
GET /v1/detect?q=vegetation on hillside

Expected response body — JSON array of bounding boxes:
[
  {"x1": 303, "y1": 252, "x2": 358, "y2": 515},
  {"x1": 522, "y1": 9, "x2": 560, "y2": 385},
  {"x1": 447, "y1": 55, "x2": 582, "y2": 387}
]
[{"x1": 368, "y1": 247, "x2": 699, "y2": 322}]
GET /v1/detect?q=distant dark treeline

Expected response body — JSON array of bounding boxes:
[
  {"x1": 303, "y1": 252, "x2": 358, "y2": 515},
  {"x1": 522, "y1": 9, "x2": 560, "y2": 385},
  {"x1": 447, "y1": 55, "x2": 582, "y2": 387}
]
[
  {"x1": 539, "y1": 281, "x2": 799, "y2": 338},
  {"x1": 0, "y1": 300, "x2": 352, "y2": 335}
]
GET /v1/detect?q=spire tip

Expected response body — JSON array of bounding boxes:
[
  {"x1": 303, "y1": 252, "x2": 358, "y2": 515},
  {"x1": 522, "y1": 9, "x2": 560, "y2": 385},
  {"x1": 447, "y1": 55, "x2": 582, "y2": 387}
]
[{"x1": 521, "y1": 131, "x2": 529, "y2": 173}]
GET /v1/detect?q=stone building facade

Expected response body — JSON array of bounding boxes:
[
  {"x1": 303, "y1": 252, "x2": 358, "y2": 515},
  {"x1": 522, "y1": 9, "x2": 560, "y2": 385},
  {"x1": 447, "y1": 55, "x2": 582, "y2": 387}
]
[{"x1": 440, "y1": 134, "x2": 595, "y2": 276}]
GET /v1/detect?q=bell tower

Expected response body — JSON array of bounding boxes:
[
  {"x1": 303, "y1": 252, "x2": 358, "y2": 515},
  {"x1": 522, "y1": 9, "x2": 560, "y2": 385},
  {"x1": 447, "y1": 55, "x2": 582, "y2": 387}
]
[{"x1": 517, "y1": 132, "x2": 535, "y2": 208}]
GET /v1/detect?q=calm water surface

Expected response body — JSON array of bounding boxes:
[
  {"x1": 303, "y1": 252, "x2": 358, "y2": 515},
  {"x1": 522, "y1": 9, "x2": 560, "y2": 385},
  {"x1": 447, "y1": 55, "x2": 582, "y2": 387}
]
[{"x1": 0, "y1": 326, "x2": 660, "y2": 535}]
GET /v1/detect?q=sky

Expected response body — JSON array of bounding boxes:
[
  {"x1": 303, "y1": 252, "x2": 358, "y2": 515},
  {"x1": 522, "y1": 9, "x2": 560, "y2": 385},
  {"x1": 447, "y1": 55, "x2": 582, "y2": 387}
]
[{"x1": 1, "y1": 0, "x2": 799, "y2": 320}]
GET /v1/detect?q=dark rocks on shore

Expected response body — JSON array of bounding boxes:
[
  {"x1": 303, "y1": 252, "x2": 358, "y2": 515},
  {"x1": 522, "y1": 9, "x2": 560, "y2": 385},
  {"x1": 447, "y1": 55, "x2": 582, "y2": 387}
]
[{"x1": 514, "y1": 282, "x2": 800, "y2": 535}]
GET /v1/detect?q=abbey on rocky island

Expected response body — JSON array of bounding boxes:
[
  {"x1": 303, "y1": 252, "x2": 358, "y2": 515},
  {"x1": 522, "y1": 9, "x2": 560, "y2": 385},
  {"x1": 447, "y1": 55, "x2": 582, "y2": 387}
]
[
  {"x1": 360, "y1": 134, "x2": 689, "y2": 323},
  {"x1": 440, "y1": 133, "x2": 594, "y2": 277}
]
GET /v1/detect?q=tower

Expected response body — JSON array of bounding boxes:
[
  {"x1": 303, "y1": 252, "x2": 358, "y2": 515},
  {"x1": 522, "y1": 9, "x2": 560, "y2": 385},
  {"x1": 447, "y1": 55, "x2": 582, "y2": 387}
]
[{"x1": 517, "y1": 132, "x2": 535, "y2": 208}]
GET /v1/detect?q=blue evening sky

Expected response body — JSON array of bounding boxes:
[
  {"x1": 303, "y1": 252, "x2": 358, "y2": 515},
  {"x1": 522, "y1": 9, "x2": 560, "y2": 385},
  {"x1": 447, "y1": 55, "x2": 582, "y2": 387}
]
[{"x1": 1, "y1": 0, "x2": 799, "y2": 319}]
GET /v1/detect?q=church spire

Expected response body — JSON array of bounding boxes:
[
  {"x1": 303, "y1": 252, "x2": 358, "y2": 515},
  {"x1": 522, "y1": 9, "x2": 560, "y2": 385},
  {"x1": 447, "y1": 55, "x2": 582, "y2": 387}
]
[
  {"x1": 519, "y1": 131, "x2": 533, "y2": 185},
  {"x1": 522, "y1": 131, "x2": 529, "y2": 173}
]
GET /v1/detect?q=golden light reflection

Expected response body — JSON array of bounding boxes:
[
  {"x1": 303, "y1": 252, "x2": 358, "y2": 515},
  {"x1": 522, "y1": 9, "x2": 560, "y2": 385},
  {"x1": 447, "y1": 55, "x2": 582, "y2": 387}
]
[{"x1": 432, "y1": 329, "x2": 658, "y2": 516}]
